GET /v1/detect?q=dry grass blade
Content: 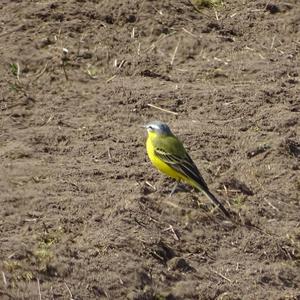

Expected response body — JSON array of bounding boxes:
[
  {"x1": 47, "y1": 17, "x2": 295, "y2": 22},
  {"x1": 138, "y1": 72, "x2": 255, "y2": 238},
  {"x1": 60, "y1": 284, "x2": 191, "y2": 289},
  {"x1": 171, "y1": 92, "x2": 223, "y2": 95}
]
[
  {"x1": 37, "y1": 278, "x2": 42, "y2": 300},
  {"x1": 170, "y1": 40, "x2": 180, "y2": 65},
  {"x1": 145, "y1": 181, "x2": 156, "y2": 191},
  {"x1": 106, "y1": 75, "x2": 117, "y2": 83},
  {"x1": 64, "y1": 282, "x2": 74, "y2": 300},
  {"x1": 264, "y1": 198, "x2": 279, "y2": 212},
  {"x1": 2, "y1": 271, "x2": 7, "y2": 287},
  {"x1": 147, "y1": 103, "x2": 178, "y2": 115}
]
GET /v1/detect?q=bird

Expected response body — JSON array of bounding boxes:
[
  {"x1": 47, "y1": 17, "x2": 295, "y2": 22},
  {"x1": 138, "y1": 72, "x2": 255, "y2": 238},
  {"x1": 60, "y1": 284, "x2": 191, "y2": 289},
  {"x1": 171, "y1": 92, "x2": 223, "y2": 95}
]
[{"x1": 144, "y1": 120, "x2": 230, "y2": 218}]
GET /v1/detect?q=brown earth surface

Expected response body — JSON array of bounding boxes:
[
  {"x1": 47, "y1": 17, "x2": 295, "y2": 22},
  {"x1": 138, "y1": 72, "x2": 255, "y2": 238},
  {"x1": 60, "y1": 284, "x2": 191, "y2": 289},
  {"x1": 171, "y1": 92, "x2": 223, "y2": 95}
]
[{"x1": 1, "y1": 0, "x2": 300, "y2": 299}]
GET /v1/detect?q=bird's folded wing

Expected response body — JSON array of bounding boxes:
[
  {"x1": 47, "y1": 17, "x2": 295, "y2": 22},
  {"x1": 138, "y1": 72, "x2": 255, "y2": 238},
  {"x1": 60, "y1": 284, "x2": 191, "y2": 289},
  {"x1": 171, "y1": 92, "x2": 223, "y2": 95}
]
[{"x1": 154, "y1": 148, "x2": 208, "y2": 190}]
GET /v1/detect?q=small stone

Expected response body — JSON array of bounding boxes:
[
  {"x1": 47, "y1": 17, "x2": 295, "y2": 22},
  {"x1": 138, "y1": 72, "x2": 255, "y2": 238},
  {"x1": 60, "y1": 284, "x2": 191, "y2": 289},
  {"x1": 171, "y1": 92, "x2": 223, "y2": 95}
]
[
  {"x1": 167, "y1": 257, "x2": 195, "y2": 273},
  {"x1": 266, "y1": 3, "x2": 280, "y2": 14}
]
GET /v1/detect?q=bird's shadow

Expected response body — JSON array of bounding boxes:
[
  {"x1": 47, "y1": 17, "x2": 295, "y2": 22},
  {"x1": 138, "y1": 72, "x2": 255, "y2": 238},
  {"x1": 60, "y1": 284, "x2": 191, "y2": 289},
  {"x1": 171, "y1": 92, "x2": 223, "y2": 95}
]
[{"x1": 161, "y1": 181, "x2": 193, "y2": 196}]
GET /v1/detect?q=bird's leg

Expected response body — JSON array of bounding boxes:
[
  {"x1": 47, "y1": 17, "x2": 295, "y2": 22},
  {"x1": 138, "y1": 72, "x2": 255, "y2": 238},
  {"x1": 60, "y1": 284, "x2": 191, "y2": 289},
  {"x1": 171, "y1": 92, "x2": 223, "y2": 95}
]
[{"x1": 169, "y1": 181, "x2": 179, "y2": 197}]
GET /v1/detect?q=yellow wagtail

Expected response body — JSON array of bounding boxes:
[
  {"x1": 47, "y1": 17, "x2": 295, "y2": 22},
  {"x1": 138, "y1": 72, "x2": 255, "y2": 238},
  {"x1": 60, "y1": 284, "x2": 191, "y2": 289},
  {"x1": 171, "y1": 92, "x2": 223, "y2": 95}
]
[{"x1": 144, "y1": 121, "x2": 230, "y2": 218}]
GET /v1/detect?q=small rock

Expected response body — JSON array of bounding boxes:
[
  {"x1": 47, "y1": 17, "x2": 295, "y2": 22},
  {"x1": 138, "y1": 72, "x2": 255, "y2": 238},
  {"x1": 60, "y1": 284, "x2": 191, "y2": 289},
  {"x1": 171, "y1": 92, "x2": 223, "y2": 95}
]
[
  {"x1": 266, "y1": 3, "x2": 280, "y2": 14},
  {"x1": 150, "y1": 241, "x2": 175, "y2": 263},
  {"x1": 126, "y1": 15, "x2": 136, "y2": 23},
  {"x1": 35, "y1": 37, "x2": 55, "y2": 49},
  {"x1": 81, "y1": 52, "x2": 93, "y2": 59},
  {"x1": 246, "y1": 144, "x2": 271, "y2": 158},
  {"x1": 135, "y1": 269, "x2": 152, "y2": 289},
  {"x1": 127, "y1": 288, "x2": 153, "y2": 300},
  {"x1": 221, "y1": 178, "x2": 253, "y2": 196},
  {"x1": 281, "y1": 139, "x2": 300, "y2": 157},
  {"x1": 167, "y1": 257, "x2": 195, "y2": 273},
  {"x1": 171, "y1": 281, "x2": 199, "y2": 299}
]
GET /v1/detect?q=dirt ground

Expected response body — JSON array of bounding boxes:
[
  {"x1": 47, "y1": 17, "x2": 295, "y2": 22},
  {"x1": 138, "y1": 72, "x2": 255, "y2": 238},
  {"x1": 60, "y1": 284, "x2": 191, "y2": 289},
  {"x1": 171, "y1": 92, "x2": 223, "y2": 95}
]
[{"x1": 1, "y1": 0, "x2": 300, "y2": 299}]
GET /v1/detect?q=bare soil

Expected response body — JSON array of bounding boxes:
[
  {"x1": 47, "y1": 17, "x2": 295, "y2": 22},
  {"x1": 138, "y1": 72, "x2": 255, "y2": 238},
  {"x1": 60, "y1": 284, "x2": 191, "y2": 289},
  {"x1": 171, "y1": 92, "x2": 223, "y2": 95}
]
[{"x1": 1, "y1": 0, "x2": 300, "y2": 299}]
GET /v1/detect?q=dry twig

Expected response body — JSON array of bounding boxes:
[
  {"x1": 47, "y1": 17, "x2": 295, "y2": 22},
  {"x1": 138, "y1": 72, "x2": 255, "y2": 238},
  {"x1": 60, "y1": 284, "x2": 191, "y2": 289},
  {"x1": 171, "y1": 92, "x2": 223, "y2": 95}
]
[
  {"x1": 162, "y1": 225, "x2": 180, "y2": 241},
  {"x1": 210, "y1": 268, "x2": 232, "y2": 283}
]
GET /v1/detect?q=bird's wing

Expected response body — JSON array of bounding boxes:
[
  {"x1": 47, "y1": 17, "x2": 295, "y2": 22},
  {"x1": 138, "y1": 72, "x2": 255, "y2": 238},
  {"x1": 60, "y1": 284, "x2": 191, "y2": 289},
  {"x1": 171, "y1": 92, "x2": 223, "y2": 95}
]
[{"x1": 154, "y1": 147, "x2": 208, "y2": 190}]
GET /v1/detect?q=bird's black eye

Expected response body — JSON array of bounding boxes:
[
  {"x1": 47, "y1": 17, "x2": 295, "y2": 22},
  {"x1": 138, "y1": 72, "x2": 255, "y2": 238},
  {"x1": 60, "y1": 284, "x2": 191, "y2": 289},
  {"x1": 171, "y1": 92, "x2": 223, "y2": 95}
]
[{"x1": 148, "y1": 126, "x2": 153, "y2": 130}]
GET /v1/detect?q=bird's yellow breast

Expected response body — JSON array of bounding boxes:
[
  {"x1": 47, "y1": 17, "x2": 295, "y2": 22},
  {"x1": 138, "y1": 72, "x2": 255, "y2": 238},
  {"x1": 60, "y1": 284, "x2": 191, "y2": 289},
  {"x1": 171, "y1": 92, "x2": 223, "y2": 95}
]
[{"x1": 146, "y1": 132, "x2": 183, "y2": 181}]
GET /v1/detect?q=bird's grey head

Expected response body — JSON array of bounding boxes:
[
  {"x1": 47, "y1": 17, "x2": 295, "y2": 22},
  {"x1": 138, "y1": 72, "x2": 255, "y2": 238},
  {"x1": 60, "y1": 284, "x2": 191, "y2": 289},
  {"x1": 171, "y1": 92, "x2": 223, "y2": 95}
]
[{"x1": 144, "y1": 121, "x2": 172, "y2": 135}]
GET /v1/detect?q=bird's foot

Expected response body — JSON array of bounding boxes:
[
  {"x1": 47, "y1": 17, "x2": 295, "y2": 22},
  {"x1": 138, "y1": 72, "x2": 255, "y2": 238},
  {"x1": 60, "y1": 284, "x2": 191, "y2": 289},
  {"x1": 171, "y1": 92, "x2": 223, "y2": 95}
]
[{"x1": 169, "y1": 182, "x2": 179, "y2": 197}]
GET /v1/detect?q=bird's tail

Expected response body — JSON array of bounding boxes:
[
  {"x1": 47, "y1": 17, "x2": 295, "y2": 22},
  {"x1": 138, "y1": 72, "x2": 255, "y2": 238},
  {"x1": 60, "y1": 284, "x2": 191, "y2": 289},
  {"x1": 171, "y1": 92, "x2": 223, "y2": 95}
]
[{"x1": 195, "y1": 184, "x2": 231, "y2": 218}]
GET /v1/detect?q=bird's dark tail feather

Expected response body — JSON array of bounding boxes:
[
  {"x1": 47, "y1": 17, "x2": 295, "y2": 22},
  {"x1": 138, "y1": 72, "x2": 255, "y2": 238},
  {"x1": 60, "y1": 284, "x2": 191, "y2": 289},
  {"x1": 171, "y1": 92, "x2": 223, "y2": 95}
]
[{"x1": 201, "y1": 188, "x2": 231, "y2": 218}]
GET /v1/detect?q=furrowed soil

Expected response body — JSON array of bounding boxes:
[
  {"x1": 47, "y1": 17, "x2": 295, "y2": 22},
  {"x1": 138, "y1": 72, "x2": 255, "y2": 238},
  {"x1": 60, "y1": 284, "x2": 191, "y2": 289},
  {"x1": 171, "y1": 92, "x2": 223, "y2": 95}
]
[{"x1": 1, "y1": 0, "x2": 300, "y2": 299}]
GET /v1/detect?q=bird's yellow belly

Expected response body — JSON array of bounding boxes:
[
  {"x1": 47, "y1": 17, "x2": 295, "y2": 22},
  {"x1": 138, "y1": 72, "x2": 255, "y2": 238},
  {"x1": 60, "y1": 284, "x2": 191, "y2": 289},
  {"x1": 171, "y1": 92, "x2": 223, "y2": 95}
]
[{"x1": 146, "y1": 137, "x2": 183, "y2": 181}]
